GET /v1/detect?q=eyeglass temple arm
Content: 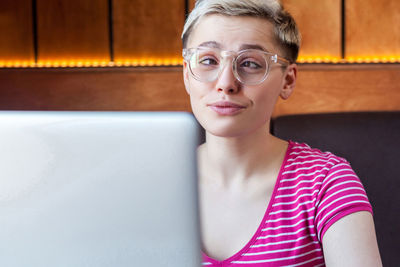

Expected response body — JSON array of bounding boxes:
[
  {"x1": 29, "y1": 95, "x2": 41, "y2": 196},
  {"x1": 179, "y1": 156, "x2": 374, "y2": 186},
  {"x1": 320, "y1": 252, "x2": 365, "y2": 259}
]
[
  {"x1": 182, "y1": 49, "x2": 188, "y2": 59},
  {"x1": 272, "y1": 54, "x2": 291, "y2": 66}
]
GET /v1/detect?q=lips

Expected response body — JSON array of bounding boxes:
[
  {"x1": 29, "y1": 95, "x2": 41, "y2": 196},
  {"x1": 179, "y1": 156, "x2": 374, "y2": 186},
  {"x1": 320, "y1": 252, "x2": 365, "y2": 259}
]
[{"x1": 208, "y1": 101, "x2": 246, "y2": 115}]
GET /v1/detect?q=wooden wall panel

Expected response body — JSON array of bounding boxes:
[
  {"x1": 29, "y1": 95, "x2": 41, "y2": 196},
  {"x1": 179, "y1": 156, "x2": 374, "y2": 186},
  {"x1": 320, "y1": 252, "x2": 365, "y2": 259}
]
[
  {"x1": 0, "y1": 66, "x2": 399, "y2": 116},
  {"x1": 273, "y1": 65, "x2": 400, "y2": 116},
  {"x1": 346, "y1": 0, "x2": 400, "y2": 58},
  {"x1": 0, "y1": 0, "x2": 34, "y2": 62},
  {"x1": 0, "y1": 68, "x2": 189, "y2": 111},
  {"x1": 113, "y1": 0, "x2": 185, "y2": 61},
  {"x1": 188, "y1": 0, "x2": 342, "y2": 59},
  {"x1": 36, "y1": 0, "x2": 109, "y2": 62},
  {"x1": 281, "y1": 0, "x2": 342, "y2": 59}
]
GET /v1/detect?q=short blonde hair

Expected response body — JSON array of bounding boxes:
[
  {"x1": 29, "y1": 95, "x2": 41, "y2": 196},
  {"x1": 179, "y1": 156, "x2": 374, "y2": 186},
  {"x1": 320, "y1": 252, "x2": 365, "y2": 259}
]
[{"x1": 182, "y1": 0, "x2": 301, "y2": 63}]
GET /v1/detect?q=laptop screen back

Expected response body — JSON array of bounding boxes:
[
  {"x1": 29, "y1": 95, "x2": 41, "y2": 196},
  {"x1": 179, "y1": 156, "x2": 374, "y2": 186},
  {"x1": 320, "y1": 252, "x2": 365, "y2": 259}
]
[{"x1": 0, "y1": 111, "x2": 201, "y2": 267}]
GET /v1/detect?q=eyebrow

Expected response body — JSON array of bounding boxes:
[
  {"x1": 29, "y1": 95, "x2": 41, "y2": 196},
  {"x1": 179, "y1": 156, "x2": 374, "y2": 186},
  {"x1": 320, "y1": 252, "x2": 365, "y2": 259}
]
[
  {"x1": 197, "y1": 42, "x2": 268, "y2": 52},
  {"x1": 198, "y1": 41, "x2": 220, "y2": 48},
  {"x1": 239, "y1": 44, "x2": 267, "y2": 51}
]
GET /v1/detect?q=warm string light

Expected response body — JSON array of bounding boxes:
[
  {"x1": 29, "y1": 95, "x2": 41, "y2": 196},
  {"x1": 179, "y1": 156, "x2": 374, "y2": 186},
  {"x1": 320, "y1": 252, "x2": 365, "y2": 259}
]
[
  {"x1": 297, "y1": 56, "x2": 400, "y2": 64},
  {"x1": 0, "y1": 56, "x2": 399, "y2": 68},
  {"x1": 297, "y1": 56, "x2": 343, "y2": 64},
  {"x1": 0, "y1": 58, "x2": 183, "y2": 68},
  {"x1": 345, "y1": 56, "x2": 400, "y2": 64}
]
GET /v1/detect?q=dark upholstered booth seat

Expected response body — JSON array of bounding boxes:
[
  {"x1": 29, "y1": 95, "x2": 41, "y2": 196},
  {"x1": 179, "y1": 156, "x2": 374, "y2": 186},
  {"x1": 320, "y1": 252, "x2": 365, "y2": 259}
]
[{"x1": 271, "y1": 112, "x2": 400, "y2": 267}]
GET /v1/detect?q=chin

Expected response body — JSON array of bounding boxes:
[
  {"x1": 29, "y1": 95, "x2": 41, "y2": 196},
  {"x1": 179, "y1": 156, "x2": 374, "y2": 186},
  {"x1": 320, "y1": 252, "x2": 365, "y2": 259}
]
[
  {"x1": 191, "y1": 105, "x2": 271, "y2": 139},
  {"x1": 207, "y1": 128, "x2": 245, "y2": 138},
  {"x1": 199, "y1": 117, "x2": 266, "y2": 139}
]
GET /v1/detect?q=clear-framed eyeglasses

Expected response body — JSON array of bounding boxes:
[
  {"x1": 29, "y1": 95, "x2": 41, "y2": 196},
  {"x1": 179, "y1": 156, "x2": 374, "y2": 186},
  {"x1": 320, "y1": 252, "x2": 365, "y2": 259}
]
[{"x1": 182, "y1": 47, "x2": 290, "y2": 85}]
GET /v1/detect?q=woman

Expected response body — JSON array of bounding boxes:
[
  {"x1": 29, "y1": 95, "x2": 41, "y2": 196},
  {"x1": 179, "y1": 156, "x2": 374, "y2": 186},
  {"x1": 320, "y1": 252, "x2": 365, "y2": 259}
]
[{"x1": 181, "y1": 0, "x2": 382, "y2": 266}]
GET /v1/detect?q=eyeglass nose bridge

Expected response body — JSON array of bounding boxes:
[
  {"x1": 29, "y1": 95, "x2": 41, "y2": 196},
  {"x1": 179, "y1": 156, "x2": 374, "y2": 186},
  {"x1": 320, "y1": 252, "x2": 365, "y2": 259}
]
[
  {"x1": 217, "y1": 50, "x2": 240, "y2": 81},
  {"x1": 220, "y1": 50, "x2": 237, "y2": 58}
]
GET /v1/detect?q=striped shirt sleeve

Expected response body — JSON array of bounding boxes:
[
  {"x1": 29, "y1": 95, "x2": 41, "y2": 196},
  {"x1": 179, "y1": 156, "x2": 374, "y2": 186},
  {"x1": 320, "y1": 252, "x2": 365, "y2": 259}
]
[{"x1": 314, "y1": 159, "x2": 373, "y2": 241}]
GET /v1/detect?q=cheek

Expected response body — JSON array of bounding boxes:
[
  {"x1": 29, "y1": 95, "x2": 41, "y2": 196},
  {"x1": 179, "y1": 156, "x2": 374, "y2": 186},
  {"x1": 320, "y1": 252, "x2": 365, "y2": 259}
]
[
  {"x1": 246, "y1": 80, "x2": 283, "y2": 120},
  {"x1": 187, "y1": 76, "x2": 213, "y2": 100},
  {"x1": 186, "y1": 80, "x2": 208, "y2": 115},
  {"x1": 249, "y1": 83, "x2": 281, "y2": 107},
  {"x1": 187, "y1": 81, "x2": 204, "y2": 103}
]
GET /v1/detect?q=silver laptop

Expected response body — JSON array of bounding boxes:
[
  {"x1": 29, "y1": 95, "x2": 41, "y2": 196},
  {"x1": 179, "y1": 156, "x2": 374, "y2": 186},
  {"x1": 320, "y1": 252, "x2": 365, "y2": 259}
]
[{"x1": 0, "y1": 111, "x2": 201, "y2": 267}]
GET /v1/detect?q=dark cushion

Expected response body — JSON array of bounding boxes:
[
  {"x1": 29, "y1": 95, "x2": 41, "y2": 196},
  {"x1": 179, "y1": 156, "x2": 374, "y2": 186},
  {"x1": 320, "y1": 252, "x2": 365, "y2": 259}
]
[{"x1": 271, "y1": 112, "x2": 400, "y2": 267}]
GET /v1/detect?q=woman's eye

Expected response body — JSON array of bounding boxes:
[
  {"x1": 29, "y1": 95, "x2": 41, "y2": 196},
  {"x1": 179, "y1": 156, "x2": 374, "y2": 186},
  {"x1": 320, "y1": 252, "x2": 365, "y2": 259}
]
[
  {"x1": 199, "y1": 57, "x2": 218, "y2": 65},
  {"x1": 240, "y1": 60, "x2": 262, "y2": 69}
]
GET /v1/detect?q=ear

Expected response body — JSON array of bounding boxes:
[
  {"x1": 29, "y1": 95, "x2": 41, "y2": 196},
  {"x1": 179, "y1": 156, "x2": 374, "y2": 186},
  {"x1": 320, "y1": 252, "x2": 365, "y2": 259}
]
[
  {"x1": 182, "y1": 61, "x2": 191, "y2": 95},
  {"x1": 280, "y1": 63, "x2": 297, "y2": 100}
]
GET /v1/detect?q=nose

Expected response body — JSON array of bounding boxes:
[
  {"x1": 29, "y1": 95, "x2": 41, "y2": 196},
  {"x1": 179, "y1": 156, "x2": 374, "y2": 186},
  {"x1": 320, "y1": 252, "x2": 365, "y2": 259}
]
[{"x1": 215, "y1": 59, "x2": 240, "y2": 94}]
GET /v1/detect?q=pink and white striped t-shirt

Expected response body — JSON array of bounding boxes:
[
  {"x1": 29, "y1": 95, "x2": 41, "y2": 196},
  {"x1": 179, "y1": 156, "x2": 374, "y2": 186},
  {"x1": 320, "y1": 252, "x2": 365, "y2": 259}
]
[{"x1": 202, "y1": 141, "x2": 373, "y2": 266}]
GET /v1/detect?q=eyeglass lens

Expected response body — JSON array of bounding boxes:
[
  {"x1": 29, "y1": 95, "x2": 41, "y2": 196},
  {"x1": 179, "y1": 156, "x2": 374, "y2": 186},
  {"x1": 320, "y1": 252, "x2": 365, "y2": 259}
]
[{"x1": 188, "y1": 48, "x2": 269, "y2": 84}]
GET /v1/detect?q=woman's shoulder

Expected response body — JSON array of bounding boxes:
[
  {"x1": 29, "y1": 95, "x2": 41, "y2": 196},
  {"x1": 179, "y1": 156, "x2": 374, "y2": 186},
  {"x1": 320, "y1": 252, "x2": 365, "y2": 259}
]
[
  {"x1": 284, "y1": 140, "x2": 349, "y2": 172},
  {"x1": 278, "y1": 140, "x2": 355, "y2": 195},
  {"x1": 279, "y1": 140, "x2": 362, "y2": 206},
  {"x1": 288, "y1": 140, "x2": 346, "y2": 160}
]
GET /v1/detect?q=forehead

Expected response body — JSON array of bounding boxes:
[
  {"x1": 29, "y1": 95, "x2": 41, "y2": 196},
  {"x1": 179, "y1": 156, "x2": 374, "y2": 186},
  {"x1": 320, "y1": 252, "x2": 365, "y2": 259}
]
[{"x1": 187, "y1": 14, "x2": 278, "y2": 52}]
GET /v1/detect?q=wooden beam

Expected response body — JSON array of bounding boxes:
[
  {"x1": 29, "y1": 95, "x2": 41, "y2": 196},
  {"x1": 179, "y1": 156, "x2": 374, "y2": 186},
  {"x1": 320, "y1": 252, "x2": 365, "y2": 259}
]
[
  {"x1": 0, "y1": 0, "x2": 34, "y2": 62},
  {"x1": 346, "y1": 0, "x2": 400, "y2": 58},
  {"x1": 36, "y1": 0, "x2": 109, "y2": 62},
  {"x1": 0, "y1": 65, "x2": 398, "y2": 116},
  {"x1": 113, "y1": 0, "x2": 185, "y2": 61}
]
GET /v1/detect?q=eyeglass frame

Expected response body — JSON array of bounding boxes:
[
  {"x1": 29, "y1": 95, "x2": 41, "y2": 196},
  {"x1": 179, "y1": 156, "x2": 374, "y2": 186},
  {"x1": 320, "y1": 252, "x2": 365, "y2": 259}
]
[{"x1": 182, "y1": 47, "x2": 291, "y2": 85}]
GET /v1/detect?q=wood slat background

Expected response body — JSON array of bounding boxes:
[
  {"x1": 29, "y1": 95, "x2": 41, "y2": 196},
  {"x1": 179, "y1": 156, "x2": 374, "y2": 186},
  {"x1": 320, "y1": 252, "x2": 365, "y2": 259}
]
[
  {"x1": 282, "y1": 0, "x2": 342, "y2": 59},
  {"x1": 274, "y1": 65, "x2": 400, "y2": 116},
  {"x1": 346, "y1": 0, "x2": 400, "y2": 58},
  {"x1": 0, "y1": 65, "x2": 399, "y2": 116},
  {"x1": 0, "y1": 0, "x2": 34, "y2": 62},
  {"x1": 36, "y1": 0, "x2": 109, "y2": 62},
  {"x1": 113, "y1": 0, "x2": 185, "y2": 61},
  {"x1": 0, "y1": 67, "x2": 189, "y2": 111}
]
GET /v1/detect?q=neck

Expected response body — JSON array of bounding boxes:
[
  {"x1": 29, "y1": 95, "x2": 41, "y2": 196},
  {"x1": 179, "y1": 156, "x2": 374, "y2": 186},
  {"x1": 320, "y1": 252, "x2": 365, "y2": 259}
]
[{"x1": 198, "y1": 124, "x2": 288, "y2": 189}]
